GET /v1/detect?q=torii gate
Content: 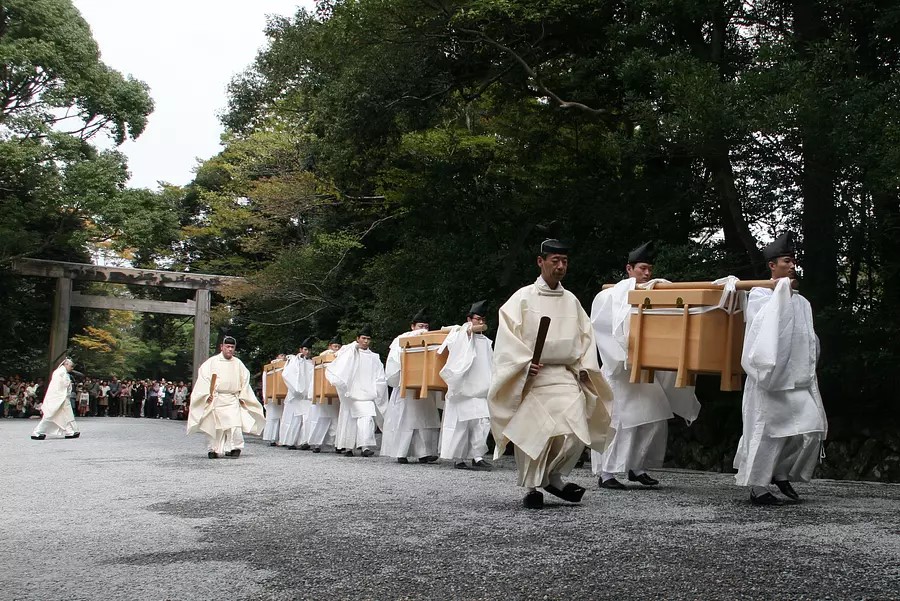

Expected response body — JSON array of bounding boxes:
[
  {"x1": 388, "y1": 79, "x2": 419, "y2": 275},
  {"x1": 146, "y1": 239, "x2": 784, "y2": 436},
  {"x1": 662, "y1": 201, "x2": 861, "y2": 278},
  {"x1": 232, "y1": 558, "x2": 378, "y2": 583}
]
[{"x1": 11, "y1": 258, "x2": 245, "y2": 382}]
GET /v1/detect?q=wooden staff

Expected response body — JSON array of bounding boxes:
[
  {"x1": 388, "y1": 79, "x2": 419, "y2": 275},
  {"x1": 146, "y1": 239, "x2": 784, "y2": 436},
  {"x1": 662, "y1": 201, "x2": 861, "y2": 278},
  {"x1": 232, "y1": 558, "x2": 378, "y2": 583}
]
[
  {"x1": 602, "y1": 279, "x2": 798, "y2": 291},
  {"x1": 207, "y1": 374, "x2": 217, "y2": 404},
  {"x1": 531, "y1": 316, "x2": 552, "y2": 367}
]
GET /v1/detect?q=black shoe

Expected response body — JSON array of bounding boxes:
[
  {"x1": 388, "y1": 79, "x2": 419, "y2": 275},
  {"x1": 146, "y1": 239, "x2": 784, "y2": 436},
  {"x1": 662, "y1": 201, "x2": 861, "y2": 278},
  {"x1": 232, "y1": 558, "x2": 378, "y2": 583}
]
[
  {"x1": 299, "y1": 443, "x2": 311, "y2": 451},
  {"x1": 397, "y1": 457, "x2": 409, "y2": 464},
  {"x1": 334, "y1": 448, "x2": 345, "y2": 454},
  {"x1": 227, "y1": 449, "x2": 241, "y2": 458},
  {"x1": 523, "y1": 490, "x2": 544, "y2": 509},
  {"x1": 268, "y1": 442, "x2": 278, "y2": 447},
  {"x1": 287, "y1": 445, "x2": 298, "y2": 450},
  {"x1": 361, "y1": 448, "x2": 374, "y2": 457},
  {"x1": 750, "y1": 490, "x2": 783, "y2": 506},
  {"x1": 545, "y1": 482, "x2": 586, "y2": 503},
  {"x1": 455, "y1": 461, "x2": 472, "y2": 470},
  {"x1": 772, "y1": 480, "x2": 801, "y2": 501},
  {"x1": 628, "y1": 470, "x2": 659, "y2": 486},
  {"x1": 575, "y1": 459, "x2": 585, "y2": 469},
  {"x1": 344, "y1": 450, "x2": 354, "y2": 457},
  {"x1": 418, "y1": 455, "x2": 439, "y2": 464},
  {"x1": 30, "y1": 434, "x2": 46, "y2": 440},
  {"x1": 208, "y1": 451, "x2": 219, "y2": 459},
  {"x1": 599, "y1": 477, "x2": 627, "y2": 490},
  {"x1": 312, "y1": 446, "x2": 321, "y2": 453},
  {"x1": 65, "y1": 432, "x2": 81, "y2": 439}
]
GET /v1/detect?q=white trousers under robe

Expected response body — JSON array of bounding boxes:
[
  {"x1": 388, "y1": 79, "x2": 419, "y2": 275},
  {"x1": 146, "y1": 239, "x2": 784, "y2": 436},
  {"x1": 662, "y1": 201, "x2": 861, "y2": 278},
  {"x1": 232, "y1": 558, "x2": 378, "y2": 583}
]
[
  {"x1": 283, "y1": 411, "x2": 307, "y2": 447},
  {"x1": 739, "y1": 433, "x2": 821, "y2": 487},
  {"x1": 592, "y1": 420, "x2": 667, "y2": 476},
  {"x1": 440, "y1": 417, "x2": 490, "y2": 461},
  {"x1": 207, "y1": 428, "x2": 244, "y2": 455},
  {"x1": 307, "y1": 403, "x2": 338, "y2": 447},
  {"x1": 32, "y1": 417, "x2": 76, "y2": 437},
  {"x1": 337, "y1": 415, "x2": 376, "y2": 449},
  {"x1": 515, "y1": 434, "x2": 583, "y2": 489},
  {"x1": 393, "y1": 427, "x2": 439, "y2": 459},
  {"x1": 262, "y1": 403, "x2": 283, "y2": 442}
]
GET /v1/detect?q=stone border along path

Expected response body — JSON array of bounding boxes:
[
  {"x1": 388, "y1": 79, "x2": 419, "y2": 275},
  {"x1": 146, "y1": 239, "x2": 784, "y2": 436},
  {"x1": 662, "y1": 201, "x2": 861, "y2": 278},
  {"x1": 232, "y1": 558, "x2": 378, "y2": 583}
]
[{"x1": 2, "y1": 418, "x2": 898, "y2": 600}]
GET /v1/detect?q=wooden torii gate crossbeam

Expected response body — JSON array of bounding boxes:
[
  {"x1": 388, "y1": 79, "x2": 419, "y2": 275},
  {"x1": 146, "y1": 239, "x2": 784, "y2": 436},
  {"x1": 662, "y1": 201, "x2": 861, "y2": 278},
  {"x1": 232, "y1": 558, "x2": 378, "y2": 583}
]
[{"x1": 11, "y1": 258, "x2": 246, "y2": 382}]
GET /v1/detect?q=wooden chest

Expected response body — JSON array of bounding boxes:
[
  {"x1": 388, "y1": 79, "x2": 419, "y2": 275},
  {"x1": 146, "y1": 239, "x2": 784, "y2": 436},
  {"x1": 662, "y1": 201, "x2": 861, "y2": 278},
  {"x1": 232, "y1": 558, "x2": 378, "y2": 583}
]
[
  {"x1": 626, "y1": 287, "x2": 745, "y2": 391},
  {"x1": 313, "y1": 354, "x2": 339, "y2": 404},
  {"x1": 399, "y1": 331, "x2": 449, "y2": 399},
  {"x1": 263, "y1": 359, "x2": 288, "y2": 404}
]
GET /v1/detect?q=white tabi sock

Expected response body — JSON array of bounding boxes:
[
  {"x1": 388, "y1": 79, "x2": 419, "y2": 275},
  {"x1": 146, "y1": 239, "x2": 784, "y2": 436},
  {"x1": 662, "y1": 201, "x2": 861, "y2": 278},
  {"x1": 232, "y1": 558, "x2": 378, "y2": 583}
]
[
  {"x1": 600, "y1": 472, "x2": 616, "y2": 482},
  {"x1": 750, "y1": 485, "x2": 770, "y2": 496},
  {"x1": 474, "y1": 456, "x2": 483, "y2": 463},
  {"x1": 548, "y1": 472, "x2": 565, "y2": 489}
]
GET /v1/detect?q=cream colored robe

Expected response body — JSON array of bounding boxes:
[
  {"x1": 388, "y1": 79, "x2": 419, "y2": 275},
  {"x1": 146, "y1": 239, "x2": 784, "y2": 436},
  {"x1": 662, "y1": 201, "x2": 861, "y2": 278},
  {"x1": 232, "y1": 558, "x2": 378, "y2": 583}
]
[
  {"x1": 488, "y1": 277, "x2": 612, "y2": 486},
  {"x1": 187, "y1": 353, "x2": 265, "y2": 439}
]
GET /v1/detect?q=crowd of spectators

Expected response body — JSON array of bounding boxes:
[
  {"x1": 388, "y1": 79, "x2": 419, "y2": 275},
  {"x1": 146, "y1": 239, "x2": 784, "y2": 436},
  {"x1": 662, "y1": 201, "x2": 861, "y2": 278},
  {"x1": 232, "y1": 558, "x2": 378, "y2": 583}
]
[{"x1": 1, "y1": 375, "x2": 192, "y2": 420}]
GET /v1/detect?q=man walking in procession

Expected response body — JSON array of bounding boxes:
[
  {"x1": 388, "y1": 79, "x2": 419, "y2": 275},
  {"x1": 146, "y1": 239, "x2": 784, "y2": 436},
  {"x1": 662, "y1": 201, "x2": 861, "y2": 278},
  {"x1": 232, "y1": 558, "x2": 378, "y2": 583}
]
[
  {"x1": 188, "y1": 336, "x2": 265, "y2": 458},
  {"x1": 488, "y1": 239, "x2": 612, "y2": 509}
]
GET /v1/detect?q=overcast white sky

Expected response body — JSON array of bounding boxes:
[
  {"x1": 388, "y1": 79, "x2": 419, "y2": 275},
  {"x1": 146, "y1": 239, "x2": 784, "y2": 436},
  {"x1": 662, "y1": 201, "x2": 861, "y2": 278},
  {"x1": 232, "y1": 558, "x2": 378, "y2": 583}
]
[{"x1": 73, "y1": 0, "x2": 316, "y2": 190}]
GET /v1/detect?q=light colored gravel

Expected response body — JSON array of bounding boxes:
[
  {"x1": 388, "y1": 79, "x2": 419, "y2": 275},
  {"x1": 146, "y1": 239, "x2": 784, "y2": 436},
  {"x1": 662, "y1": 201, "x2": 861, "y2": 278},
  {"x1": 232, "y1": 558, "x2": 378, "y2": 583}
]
[{"x1": 1, "y1": 417, "x2": 898, "y2": 601}]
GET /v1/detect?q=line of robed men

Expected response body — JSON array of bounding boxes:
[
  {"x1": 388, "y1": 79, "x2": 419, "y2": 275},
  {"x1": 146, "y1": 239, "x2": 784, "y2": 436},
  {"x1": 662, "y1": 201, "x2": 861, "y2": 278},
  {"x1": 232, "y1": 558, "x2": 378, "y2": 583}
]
[
  {"x1": 184, "y1": 233, "x2": 826, "y2": 509},
  {"x1": 259, "y1": 306, "x2": 495, "y2": 469}
]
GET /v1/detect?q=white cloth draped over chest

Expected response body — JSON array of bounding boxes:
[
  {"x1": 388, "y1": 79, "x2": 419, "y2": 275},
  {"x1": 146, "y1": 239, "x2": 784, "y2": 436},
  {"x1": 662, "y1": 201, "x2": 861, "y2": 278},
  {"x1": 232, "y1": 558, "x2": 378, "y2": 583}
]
[
  {"x1": 589, "y1": 278, "x2": 701, "y2": 429},
  {"x1": 326, "y1": 342, "x2": 387, "y2": 419},
  {"x1": 187, "y1": 353, "x2": 265, "y2": 438},
  {"x1": 487, "y1": 278, "x2": 612, "y2": 460},
  {"x1": 733, "y1": 278, "x2": 828, "y2": 485},
  {"x1": 438, "y1": 323, "x2": 493, "y2": 421},
  {"x1": 40, "y1": 363, "x2": 77, "y2": 431}
]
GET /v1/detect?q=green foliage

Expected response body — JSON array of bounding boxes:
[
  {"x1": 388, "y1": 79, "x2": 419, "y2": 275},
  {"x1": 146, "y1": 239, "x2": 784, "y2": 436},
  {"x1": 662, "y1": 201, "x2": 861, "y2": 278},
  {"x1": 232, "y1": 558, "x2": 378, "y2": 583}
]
[{"x1": 179, "y1": 0, "x2": 900, "y2": 427}]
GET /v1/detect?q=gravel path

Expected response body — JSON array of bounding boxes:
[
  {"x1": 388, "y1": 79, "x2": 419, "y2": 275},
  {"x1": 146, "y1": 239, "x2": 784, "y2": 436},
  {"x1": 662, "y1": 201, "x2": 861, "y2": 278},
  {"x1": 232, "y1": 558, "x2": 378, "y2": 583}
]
[{"x1": 2, "y1": 417, "x2": 898, "y2": 600}]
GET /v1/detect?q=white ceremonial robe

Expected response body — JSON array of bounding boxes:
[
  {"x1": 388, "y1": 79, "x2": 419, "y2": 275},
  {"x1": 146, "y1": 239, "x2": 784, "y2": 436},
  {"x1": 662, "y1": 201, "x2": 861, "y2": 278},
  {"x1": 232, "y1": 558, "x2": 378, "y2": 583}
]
[
  {"x1": 488, "y1": 277, "x2": 612, "y2": 488},
  {"x1": 589, "y1": 278, "x2": 702, "y2": 475},
  {"x1": 187, "y1": 353, "x2": 265, "y2": 455},
  {"x1": 733, "y1": 278, "x2": 828, "y2": 486},
  {"x1": 327, "y1": 342, "x2": 387, "y2": 450},
  {"x1": 306, "y1": 351, "x2": 339, "y2": 447},
  {"x1": 437, "y1": 323, "x2": 493, "y2": 461},
  {"x1": 32, "y1": 363, "x2": 78, "y2": 437},
  {"x1": 281, "y1": 354, "x2": 314, "y2": 446},
  {"x1": 261, "y1": 367, "x2": 283, "y2": 442},
  {"x1": 382, "y1": 331, "x2": 442, "y2": 459}
]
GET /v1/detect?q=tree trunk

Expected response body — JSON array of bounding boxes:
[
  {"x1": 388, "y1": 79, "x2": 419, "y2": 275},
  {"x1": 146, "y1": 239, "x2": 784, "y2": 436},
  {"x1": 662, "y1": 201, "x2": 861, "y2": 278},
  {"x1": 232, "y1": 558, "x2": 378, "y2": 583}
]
[{"x1": 792, "y1": 0, "x2": 839, "y2": 310}]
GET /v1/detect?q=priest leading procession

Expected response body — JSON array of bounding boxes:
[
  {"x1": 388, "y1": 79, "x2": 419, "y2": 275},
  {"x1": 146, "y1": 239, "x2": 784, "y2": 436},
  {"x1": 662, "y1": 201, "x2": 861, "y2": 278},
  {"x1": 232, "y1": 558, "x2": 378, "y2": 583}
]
[{"x1": 128, "y1": 232, "x2": 828, "y2": 509}]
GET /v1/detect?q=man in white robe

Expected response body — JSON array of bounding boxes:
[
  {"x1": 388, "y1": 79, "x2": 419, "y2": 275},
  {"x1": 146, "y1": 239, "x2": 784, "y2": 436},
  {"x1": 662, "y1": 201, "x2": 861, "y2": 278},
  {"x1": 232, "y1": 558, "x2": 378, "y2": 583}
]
[
  {"x1": 590, "y1": 241, "x2": 701, "y2": 489},
  {"x1": 327, "y1": 326, "x2": 387, "y2": 457},
  {"x1": 438, "y1": 300, "x2": 493, "y2": 470},
  {"x1": 187, "y1": 336, "x2": 265, "y2": 458},
  {"x1": 281, "y1": 338, "x2": 315, "y2": 450},
  {"x1": 31, "y1": 358, "x2": 80, "y2": 440},
  {"x1": 262, "y1": 354, "x2": 285, "y2": 446},
  {"x1": 488, "y1": 239, "x2": 612, "y2": 509},
  {"x1": 734, "y1": 233, "x2": 827, "y2": 505},
  {"x1": 383, "y1": 308, "x2": 442, "y2": 464},
  {"x1": 307, "y1": 336, "x2": 342, "y2": 453}
]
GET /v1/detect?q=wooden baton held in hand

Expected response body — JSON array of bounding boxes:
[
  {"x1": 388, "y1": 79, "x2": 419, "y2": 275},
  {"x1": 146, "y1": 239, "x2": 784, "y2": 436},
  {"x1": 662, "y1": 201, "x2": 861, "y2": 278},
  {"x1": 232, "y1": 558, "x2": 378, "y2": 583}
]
[
  {"x1": 207, "y1": 374, "x2": 217, "y2": 404},
  {"x1": 531, "y1": 316, "x2": 551, "y2": 365}
]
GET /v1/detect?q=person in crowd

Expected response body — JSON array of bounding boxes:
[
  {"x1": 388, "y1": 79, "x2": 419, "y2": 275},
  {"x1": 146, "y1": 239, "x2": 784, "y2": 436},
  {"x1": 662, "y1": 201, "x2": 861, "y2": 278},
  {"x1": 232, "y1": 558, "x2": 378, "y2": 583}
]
[
  {"x1": 146, "y1": 381, "x2": 159, "y2": 418},
  {"x1": 77, "y1": 384, "x2": 90, "y2": 417},
  {"x1": 174, "y1": 382, "x2": 188, "y2": 419}
]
